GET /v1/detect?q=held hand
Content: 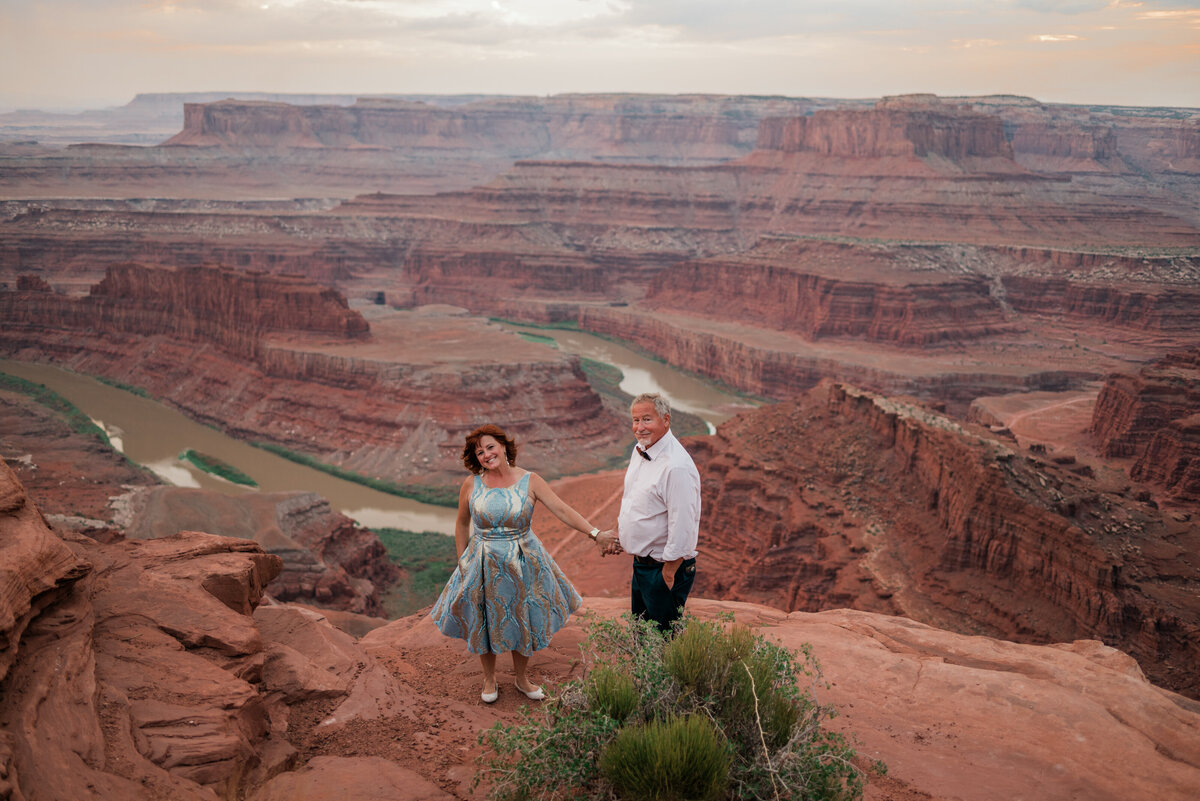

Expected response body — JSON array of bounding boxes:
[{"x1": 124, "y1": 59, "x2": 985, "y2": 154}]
[{"x1": 595, "y1": 529, "x2": 622, "y2": 557}]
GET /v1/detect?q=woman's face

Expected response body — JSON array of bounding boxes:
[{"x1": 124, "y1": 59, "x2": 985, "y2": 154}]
[{"x1": 475, "y1": 435, "x2": 506, "y2": 472}]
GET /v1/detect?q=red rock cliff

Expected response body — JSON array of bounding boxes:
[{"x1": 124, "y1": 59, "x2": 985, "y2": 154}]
[
  {"x1": 691, "y1": 382, "x2": 1200, "y2": 698},
  {"x1": 1092, "y1": 349, "x2": 1200, "y2": 458},
  {"x1": 756, "y1": 101, "x2": 1014, "y2": 162},
  {"x1": 645, "y1": 241, "x2": 1021, "y2": 345}
]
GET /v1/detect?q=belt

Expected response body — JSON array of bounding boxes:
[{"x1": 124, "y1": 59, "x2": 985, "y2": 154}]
[{"x1": 634, "y1": 554, "x2": 662, "y2": 565}]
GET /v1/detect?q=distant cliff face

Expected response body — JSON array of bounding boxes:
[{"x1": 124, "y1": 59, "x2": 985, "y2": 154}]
[
  {"x1": 1092, "y1": 349, "x2": 1200, "y2": 502},
  {"x1": 756, "y1": 103, "x2": 1014, "y2": 162},
  {"x1": 644, "y1": 241, "x2": 1021, "y2": 345},
  {"x1": 689, "y1": 382, "x2": 1200, "y2": 699},
  {"x1": 2, "y1": 263, "x2": 368, "y2": 360},
  {"x1": 164, "y1": 94, "x2": 826, "y2": 162}
]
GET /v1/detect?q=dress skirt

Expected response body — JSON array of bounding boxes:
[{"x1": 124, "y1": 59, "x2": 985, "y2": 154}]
[{"x1": 431, "y1": 473, "x2": 582, "y2": 655}]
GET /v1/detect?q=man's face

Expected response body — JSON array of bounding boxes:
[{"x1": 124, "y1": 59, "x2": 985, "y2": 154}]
[{"x1": 631, "y1": 401, "x2": 670, "y2": 450}]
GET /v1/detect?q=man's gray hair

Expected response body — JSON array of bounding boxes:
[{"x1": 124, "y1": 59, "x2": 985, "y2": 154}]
[{"x1": 631, "y1": 392, "x2": 671, "y2": 419}]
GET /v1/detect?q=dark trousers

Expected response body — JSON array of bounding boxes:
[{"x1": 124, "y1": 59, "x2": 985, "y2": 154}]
[{"x1": 631, "y1": 557, "x2": 696, "y2": 633}]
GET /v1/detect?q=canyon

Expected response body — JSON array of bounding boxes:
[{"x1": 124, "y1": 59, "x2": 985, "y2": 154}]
[
  {"x1": 2, "y1": 462, "x2": 1199, "y2": 801},
  {"x1": 0, "y1": 262, "x2": 625, "y2": 495},
  {"x1": 2, "y1": 90, "x2": 1200, "y2": 798}
]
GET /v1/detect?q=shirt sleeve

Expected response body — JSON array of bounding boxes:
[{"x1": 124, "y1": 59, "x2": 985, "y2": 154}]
[{"x1": 661, "y1": 463, "x2": 701, "y2": 562}]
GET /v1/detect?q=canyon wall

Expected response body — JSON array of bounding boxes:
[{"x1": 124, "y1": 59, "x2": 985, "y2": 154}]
[
  {"x1": 1001, "y1": 275, "x2": 1200, "y2": 331},
  {"x1": 1092, "y1": 349, "x2": 1200, "y2": 457},
  {"x1": 164, "y1": 94, "x2": 826, "y2": 162},
  {"x1": 4, "y1": 464, "x2": 1200, "y2": 800},
  {"x1": 0, "y1": 263, "x2": 624, "y2": 490},
  {"x1": 645, "y1": 244, "x2": 1020, "y2": 345},
  {"x1": 690, "y1": 382, "x2": 1200, "y2": 698},
  {"x1": 1091, "y1": 349, "x2": 1200, "y2": 502},
  {"x1": 578, "y1": 305, "x2": 1094, "y2": 404}
]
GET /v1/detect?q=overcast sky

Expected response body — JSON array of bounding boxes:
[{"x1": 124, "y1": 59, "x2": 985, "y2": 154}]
[{"x1": 1, "y1": 0, "x2": 1197, "y2": 111}]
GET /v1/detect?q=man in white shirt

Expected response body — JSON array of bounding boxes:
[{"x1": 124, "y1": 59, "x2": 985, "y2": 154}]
[{"x1": 598, "y1": 392, "x2": 701, "y2": 632}]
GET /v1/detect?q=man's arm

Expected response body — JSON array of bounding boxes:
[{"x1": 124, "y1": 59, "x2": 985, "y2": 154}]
[{"x1": 660, "y1": 464, "x2": 701, "y2": 587}]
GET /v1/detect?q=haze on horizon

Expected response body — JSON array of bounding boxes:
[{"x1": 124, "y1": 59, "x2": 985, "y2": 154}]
[{"x1": 1, "y1": 0, "x2": 1198, "y2": 113}]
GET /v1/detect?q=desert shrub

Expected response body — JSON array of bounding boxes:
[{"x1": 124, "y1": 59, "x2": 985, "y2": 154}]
[
  {"x1": 599, "y1": 714, "x2": 729, "y2": 801},
  {"x1": 586, "y1": 666, "x2": 641, "y2": 723},
  {"x1": 477, "y1": 613, "x2": 880, "y2": 801}
]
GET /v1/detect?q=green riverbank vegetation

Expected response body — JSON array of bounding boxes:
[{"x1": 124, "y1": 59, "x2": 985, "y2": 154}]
[{"x1": 179, "y1": 448, "x2": 258, "y2": 487}]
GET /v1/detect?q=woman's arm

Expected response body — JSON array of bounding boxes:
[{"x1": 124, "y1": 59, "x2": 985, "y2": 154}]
[
  {"x1": 454, "y1": 477, "x2": 473, "y2": 558},
  {"x1": 528, "y1": 472, "x2": 598, "y2": 539}
]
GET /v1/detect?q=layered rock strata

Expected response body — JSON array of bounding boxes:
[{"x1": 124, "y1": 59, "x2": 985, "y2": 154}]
[
  {"x1": 3, "y1": 462, "x2": 1199, "y2": 800},
  {"x1": 690, "y1": 382, "x2": 1200, "y2": 698},
  {"x1": 115, "y1": 487, "x2": 400, "y2": 616},
  {"x1": 0, "y1": 263, "x2": 623, "y2": 489},
  {"x1": 1092, "y1": 349, "x2": 1200, "y2": 458}
]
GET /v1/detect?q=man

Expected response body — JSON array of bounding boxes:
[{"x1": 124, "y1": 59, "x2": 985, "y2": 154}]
[{"x1": 596, "y1": 392, "x2": 700, "y2": 632}]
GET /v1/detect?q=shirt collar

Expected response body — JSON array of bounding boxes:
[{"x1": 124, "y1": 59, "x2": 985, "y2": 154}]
[{"x1": 637, "y1": 429, "x2": 674, "y2": 461}]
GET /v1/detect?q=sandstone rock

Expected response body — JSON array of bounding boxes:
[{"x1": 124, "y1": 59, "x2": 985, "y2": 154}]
[
  {"x1": 0, "y1": 460, "x2": 87, "y2": 683},
  {"x1": 0, "y1": 264, "x2": 626, "y2": 489},
  {"x1": 1093, "y1": 348, "x2": 1200, "y2": 461},
  {"x1": 248, "y1": 755, "x2": 454, "y2": 801},
  {"x1": 117, "y1": 486, "x2": 399, "y2": 616},
  {"x1": 688, "y1": 381, "x2": 1200, "y2": 699}
]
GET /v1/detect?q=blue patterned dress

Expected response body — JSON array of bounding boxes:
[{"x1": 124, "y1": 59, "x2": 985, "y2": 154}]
[{"x1": 431, "y1": 473, "x2": 582, "y2": 655}]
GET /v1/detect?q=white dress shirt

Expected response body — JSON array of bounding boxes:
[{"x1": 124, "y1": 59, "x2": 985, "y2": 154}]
[{"x1": 617, "y1": 429, "x2": 701, "y2": 561}]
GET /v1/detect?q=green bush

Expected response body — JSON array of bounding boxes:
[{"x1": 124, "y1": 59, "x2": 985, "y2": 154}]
[
  {"x1": 477, "y1": 613, "x2": 881, "y2": 801},
  {"x1": 599, "y1": 714, "x2": 729, "y2": 801},
  {"x1": 586, "y1": 666, "x2": 641, "y2": 723}
]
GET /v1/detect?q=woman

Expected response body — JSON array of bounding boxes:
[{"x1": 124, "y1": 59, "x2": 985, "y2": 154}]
[{"x1": 431, "y1": 424, "x2": 600, "y2": 703}]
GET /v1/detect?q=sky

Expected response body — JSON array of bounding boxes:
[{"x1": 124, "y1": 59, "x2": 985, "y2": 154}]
[{"x1": 1, "y1": 0, "x2": 1197, "y2": 112}]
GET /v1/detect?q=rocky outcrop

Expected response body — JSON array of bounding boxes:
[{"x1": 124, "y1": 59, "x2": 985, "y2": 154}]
[
  {"x1": 114, "y1": 487, "x2": 400, "y2": 617},
  {"x1": 1092, "y1": 349, "x2": 1200, "y2": 458},
  {"x1": 3, "y1": 460, "x2": 1200, "y2": 800},
  {"x1": 1132, "y1": 415, "x2": 1200, "y2": 502},
  {"x1": 689, "y1": 382, "x2": 1200, "y2": 699}
]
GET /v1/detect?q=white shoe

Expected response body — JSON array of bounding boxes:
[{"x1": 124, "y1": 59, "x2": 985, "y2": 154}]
[
  {"x1": 481, "y1": 685, "x2": 499, "y2": 703},
  {"x1": 515, "y1": 683, "x2": 545, "y2": 701}
]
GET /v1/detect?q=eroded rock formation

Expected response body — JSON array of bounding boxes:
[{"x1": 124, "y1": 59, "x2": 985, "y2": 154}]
[
  {"x1": 1092, "y1": 349, "x2": 1200, "y2": 458},
  {"x1": 114, "y1": 487, "x2": 400, "y2": 616},
  {"x1": 3, "y1": 462, "x2": 1199, "y2": 801},
  {"x1": 690, "y1": 381, "x2": 1200, "y2": 698},
  {"x1": 1091, "y1": 348, "x2": 1200, "y2": 501},
  {"x1": 0, "y1": 263, "x2": 625, "y2": 490}
]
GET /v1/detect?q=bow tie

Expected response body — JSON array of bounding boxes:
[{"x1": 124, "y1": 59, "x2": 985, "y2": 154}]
[{"x1": 637, "y1": 447, "x2": 651, "y2": 461}]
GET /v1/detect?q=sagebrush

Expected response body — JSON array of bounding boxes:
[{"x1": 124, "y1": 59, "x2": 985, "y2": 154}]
[{"x1": 477, "y1": 613, "x2": 882, "y2": 801}]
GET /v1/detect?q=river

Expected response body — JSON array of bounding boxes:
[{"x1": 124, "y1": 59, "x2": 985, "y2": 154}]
[{"x1": 1, "y1": 332, "x2": 750, "y2": 535}]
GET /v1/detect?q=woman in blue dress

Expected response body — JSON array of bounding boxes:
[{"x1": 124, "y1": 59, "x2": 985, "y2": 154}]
[{"x1": 431, "y1": 424, "x2": 603, "y2": 703}]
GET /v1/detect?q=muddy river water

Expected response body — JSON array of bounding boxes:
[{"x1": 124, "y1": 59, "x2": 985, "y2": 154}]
[{"x1": 2, "y1": 331, "x2": 749, "y2": 535}]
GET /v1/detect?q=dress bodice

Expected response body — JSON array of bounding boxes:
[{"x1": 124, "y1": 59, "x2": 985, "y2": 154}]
[{"x1": 471, "y1": 472, "x2": 534, "y2": 538}]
